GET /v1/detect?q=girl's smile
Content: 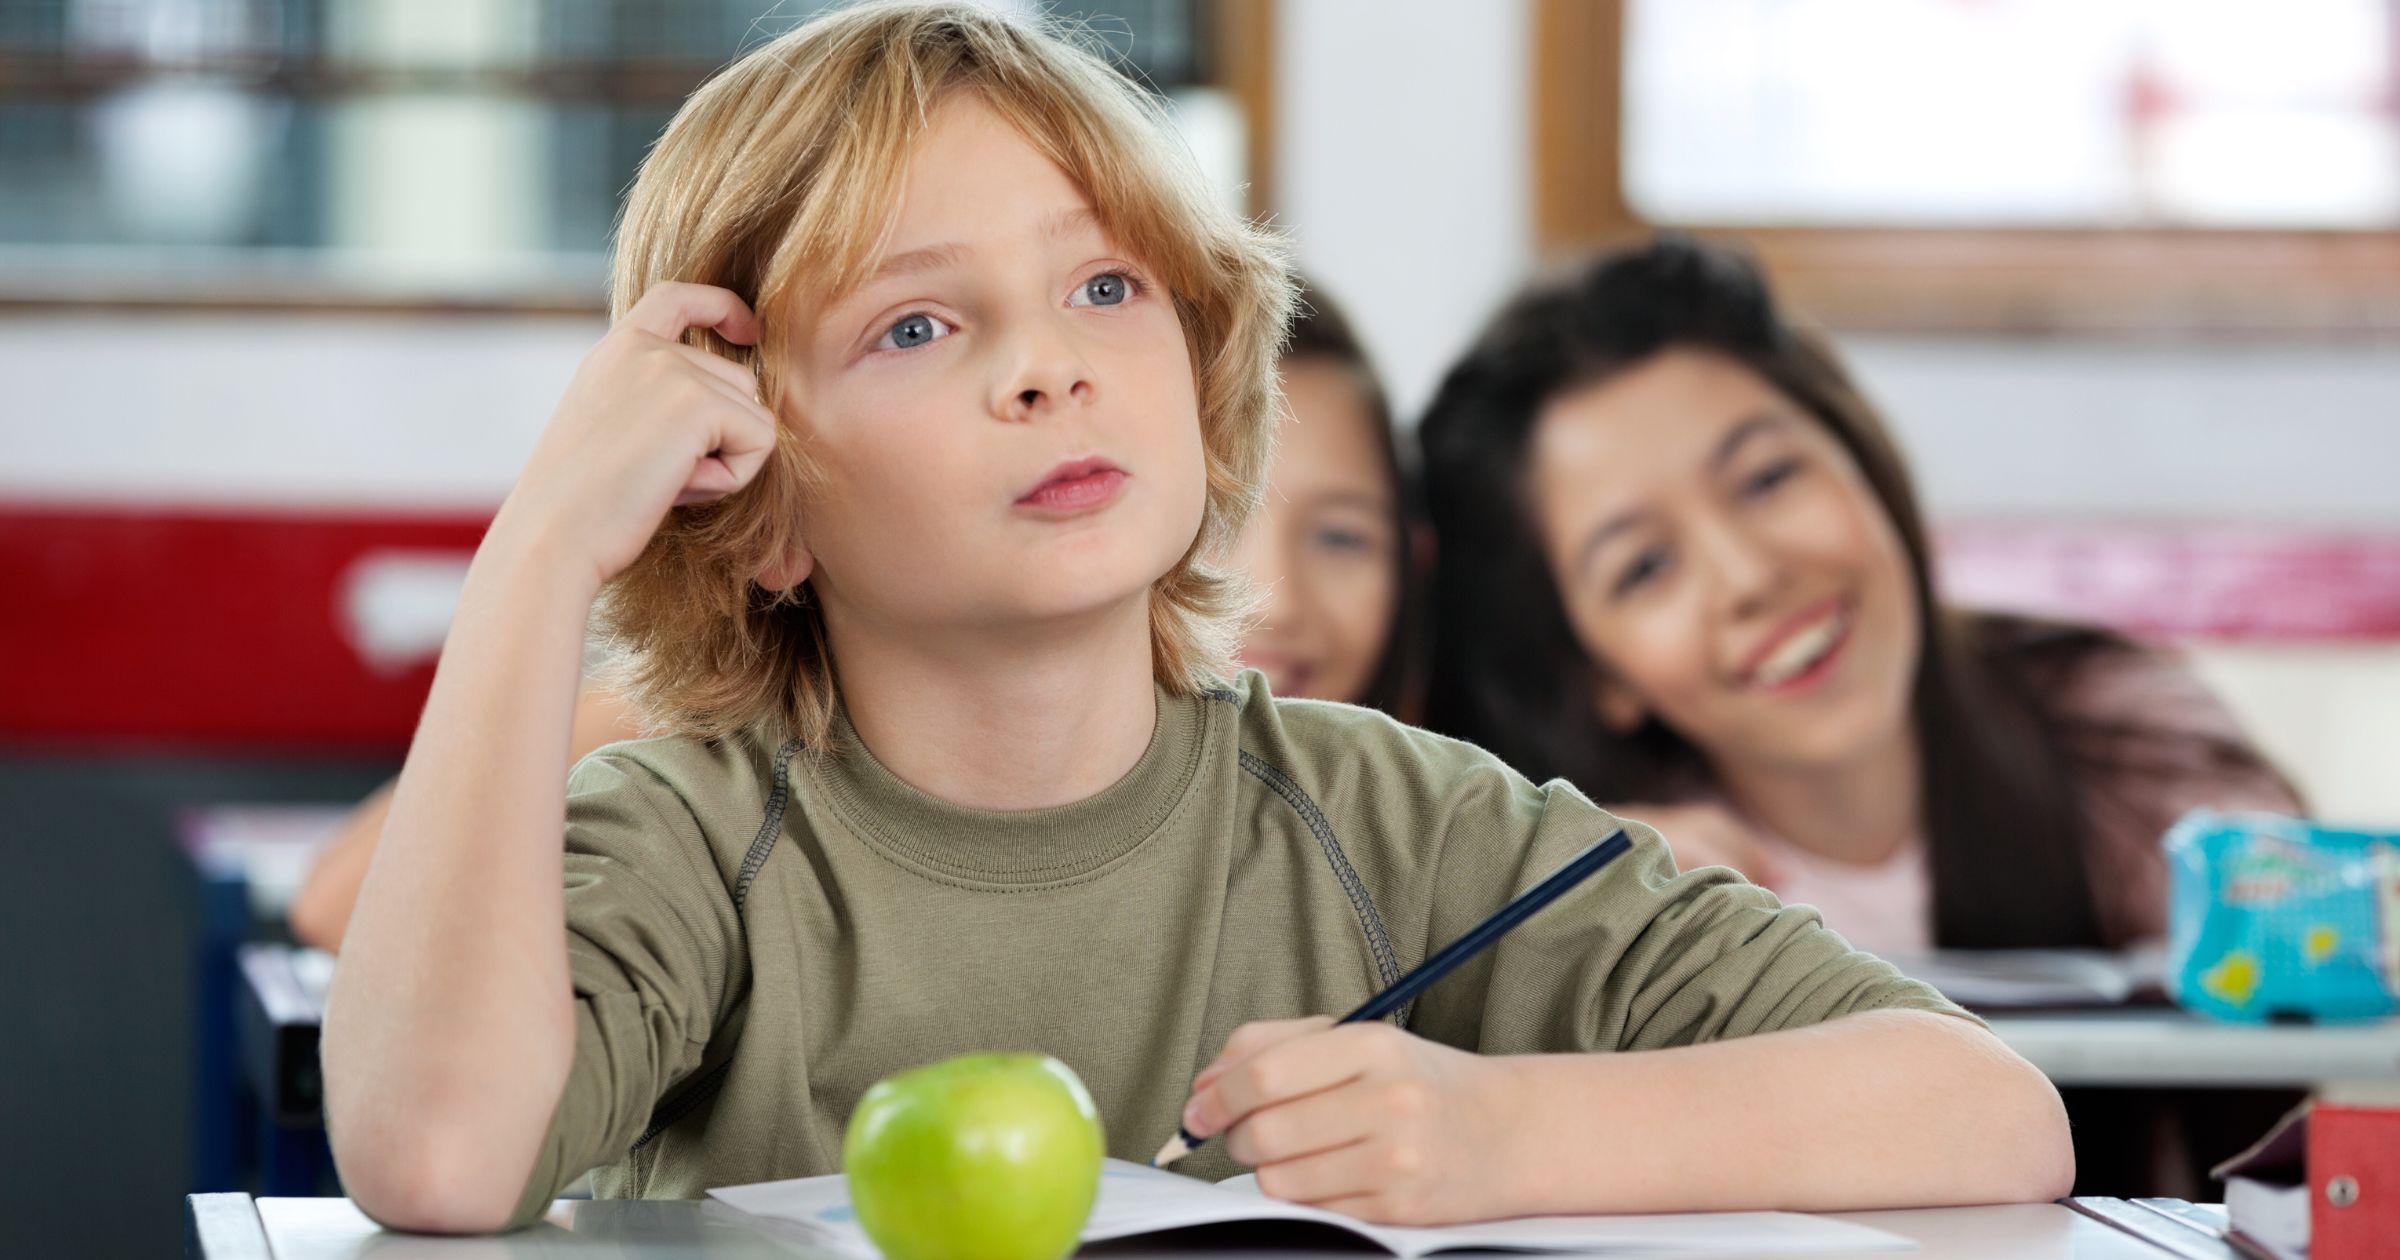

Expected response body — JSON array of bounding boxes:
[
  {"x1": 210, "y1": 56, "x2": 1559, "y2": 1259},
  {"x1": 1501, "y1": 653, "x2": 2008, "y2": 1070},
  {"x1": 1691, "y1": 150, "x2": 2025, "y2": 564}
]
[{"x1": 1738, "y1": 596, "x2": 1855, "y2": 696}]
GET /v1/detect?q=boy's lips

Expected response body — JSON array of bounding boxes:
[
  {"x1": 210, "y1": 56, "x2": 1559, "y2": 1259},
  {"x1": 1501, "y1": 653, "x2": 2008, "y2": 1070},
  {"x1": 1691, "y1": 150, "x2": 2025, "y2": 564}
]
[{"x1": 1015, "y1": 457, "x2": 1126, "y2": 516}]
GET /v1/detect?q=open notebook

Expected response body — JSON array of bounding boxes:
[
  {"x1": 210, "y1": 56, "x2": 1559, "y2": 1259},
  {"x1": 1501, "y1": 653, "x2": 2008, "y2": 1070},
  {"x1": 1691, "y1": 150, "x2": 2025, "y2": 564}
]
[{"x1": 707, "y1": 1158, "x2": 1917, "y2": 1257}]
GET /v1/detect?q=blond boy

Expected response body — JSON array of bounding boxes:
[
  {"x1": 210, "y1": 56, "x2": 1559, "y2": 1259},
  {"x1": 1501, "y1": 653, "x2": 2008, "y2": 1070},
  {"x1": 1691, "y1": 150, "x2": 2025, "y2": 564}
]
[{"x1": 323, "y1": 1, "x2": 2072, "y2": 1234}]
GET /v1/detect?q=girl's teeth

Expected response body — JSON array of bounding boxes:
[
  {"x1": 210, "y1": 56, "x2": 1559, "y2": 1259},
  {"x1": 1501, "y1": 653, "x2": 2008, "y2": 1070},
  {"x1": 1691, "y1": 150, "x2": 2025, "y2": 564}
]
[{"x1": 1756, "y1": 615, "x2": 1843, "y2": 686}]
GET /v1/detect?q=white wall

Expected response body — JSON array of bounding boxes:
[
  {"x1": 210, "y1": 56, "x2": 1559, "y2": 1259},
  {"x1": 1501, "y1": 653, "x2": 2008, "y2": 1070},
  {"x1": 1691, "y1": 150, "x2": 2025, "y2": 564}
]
[
  {"x1": 1275, "y1": 0, "x2": 1531, "y2": 422},
  {"x1": 0, "y1": 312, "x2": 595, "y2": 510},
  {"x1": 1848, "y1": 336, "x2": 2400, "y2": 528}
]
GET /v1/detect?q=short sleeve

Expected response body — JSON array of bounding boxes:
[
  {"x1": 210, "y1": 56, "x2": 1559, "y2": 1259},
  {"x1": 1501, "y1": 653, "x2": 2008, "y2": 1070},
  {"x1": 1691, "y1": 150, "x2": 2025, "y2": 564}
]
[
  {"x1": 504, "y1": 752, "x2": 747, "y2": 1228},
  {"x1": 1389, "y1": 748, "x2": 1973, "y2": 1058}
]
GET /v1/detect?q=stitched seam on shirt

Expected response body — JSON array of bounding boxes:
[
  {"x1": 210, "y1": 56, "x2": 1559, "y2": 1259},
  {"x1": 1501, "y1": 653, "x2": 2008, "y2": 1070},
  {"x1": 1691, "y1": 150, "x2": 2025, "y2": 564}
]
[
  {"x1": 1237, "y1": 750, "x2": 1411, "y2": 1026},
  {"x1": 732, "y1": 737, "x2": 802, "y2": 913},
  {"x1": 629, "y1": 1056, "x2": 731, "y2": 1154}
]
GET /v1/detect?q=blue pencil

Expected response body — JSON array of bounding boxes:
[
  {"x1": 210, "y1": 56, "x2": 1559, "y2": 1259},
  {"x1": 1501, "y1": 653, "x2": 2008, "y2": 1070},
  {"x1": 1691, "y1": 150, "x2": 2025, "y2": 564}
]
[{"x1": 1150, "y1": 827, "x2": 1635, "y2": 1166}]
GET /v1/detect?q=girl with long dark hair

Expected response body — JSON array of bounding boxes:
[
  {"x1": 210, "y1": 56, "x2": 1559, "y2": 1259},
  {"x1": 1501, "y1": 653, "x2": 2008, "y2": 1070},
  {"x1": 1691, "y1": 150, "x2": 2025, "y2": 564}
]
[{"x1": 1419, "y1": 233, "x2": 2295, "y2": 958}]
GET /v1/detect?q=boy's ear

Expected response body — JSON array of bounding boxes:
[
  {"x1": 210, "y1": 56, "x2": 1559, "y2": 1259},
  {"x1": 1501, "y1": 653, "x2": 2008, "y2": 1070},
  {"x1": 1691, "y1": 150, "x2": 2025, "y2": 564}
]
[
  {"x1": 754, "y1": 543, "x2": 814, "y2": 592},
  {"x1": 1593, "y1": 672, "x2": 1648, "y2": 734}
]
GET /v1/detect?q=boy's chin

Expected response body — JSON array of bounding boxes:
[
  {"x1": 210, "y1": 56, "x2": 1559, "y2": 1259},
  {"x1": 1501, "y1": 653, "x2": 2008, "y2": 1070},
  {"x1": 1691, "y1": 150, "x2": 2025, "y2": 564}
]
[{"x1": 995, "y1": 564, "x2": 1177, "y2": 626}]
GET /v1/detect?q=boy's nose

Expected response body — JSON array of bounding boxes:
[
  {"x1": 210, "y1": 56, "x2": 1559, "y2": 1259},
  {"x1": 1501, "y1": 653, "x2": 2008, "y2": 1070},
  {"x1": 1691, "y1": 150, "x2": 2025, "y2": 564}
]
[{"x1": 997, "y1": 318, "x2": 1095, "y2": 422}]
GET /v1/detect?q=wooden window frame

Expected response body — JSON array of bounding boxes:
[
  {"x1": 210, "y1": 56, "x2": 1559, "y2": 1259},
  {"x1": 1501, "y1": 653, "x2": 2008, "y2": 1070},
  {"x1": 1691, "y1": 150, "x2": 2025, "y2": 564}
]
[
  {"x1": 1532, "y1": 0, "x2": 2400, "y2": 337},
  {"x1": 1215, "y1": 0, "x2": 1278, "y2": 222}
]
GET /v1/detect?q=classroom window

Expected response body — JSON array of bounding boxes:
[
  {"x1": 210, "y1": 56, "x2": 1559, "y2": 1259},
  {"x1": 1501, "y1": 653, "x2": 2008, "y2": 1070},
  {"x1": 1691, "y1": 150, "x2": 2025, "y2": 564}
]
[
  {"x1": 1534, "y1": 0, "x2": 2400, "y2": 332},
  {"x1": 1623, "y1": 0, "x2": 2398, "y2": 229},
  {"x1": 0, "y1": 0, "x2": 1264, "y2": 309}
]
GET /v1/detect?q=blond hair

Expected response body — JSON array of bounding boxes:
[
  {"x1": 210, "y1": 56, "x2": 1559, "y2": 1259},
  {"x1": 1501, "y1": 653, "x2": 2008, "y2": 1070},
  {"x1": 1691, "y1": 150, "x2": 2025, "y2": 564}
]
[{"x1": 595, "y1": 0, "x2": 1295, "y2": 749}]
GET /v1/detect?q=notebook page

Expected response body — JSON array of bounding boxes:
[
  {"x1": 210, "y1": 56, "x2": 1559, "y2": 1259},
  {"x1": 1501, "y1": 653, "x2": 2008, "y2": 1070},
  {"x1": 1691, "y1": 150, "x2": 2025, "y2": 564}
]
[
  {"x1": 708, "y1": 1159, "x2": 1915, "y2": 1258},
  {"x1": 1213, "y1": 1173, "x2": 1918, "y2": 1257},
  {"x1": 708, "y1": 1159, "x2": 1389, "y2": 1257}
]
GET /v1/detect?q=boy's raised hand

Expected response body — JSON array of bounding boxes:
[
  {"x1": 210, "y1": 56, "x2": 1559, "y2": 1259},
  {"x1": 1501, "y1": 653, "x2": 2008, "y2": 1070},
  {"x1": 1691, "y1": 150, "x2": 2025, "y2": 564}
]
[
  {"x1": 501, "y1": 281, "x2": 782, "y2": 595},
  {"x1": 1181, "y1": 1016, "x2": 1527, "y2": 1226}
]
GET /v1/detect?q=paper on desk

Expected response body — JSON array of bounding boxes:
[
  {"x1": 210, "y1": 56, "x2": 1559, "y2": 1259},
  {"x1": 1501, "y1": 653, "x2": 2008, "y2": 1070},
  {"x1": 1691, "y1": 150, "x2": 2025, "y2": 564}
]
[
  {"x1": 708, "y1": 1158, "x2": 1916, "y2": 1257},
  {"x1": 1882, "y1": 947, "x2": 2164, "y2": 1009}
]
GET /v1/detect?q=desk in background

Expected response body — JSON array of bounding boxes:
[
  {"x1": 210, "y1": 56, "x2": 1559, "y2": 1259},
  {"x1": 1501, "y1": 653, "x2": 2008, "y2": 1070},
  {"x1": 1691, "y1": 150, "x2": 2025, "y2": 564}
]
[
  {"x1": 1988, "y1": 1009, "x2": 2400, "y2": 1090},
  {"x1": 183, "y1": 805, "x2": 349, "y2": 1197}
]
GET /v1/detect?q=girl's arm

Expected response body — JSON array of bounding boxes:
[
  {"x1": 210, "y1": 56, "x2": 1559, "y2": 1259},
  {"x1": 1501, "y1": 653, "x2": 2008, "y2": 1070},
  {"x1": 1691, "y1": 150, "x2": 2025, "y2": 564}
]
[
  {"x1": 288, "y1": 687, "x2": 642, "y2": 953},
  {"x1": 321, "y1": 283, "x2": 778, "y2": 1234},
  {"x1": 1180, "y1": 1008, "x2": 2070, "y2": 1224}
]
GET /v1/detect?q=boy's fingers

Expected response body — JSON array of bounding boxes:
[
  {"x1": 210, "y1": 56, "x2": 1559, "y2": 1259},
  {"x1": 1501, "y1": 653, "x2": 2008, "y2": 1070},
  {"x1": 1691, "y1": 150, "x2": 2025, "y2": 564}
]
[
  {"x1": 1185, "y1": 1021, "x2": 1363, "y2": 1138},
  {"x1": 713, "y1": 444, "x2": 774, "y2": 496},
  {"x1": 667, "y1": 339, "x2": 766, "y2": 398},
  {"x1": 1194, "y1": 1016, "x2": 1332, "y2": 1092},
  {"x1": 674, "y1": 456, "x2": 741, "y2": 506},
  {"x1": 1224, "y1": 1084, "x2": 1376, "y2": 1171},
  {"x1": 1249, "y1": 1136, "x2": 1379, "y2": 1207},
  {"x1": 686, "y1": 374, "x2": 780, "y2": 452},
  {"x1": 622, "y1": 282, "x2": 760, "y2": 345}
]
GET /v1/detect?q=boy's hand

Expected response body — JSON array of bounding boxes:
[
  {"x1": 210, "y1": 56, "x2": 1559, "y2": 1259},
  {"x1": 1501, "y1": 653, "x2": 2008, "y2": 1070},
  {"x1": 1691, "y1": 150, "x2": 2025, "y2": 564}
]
[
  {"x1": 1181, "y1": 1017, "x2": 1527, "y2": 1225},
  {"x1": 500, "y1": 281, "x2": 782, "y2": 595}
]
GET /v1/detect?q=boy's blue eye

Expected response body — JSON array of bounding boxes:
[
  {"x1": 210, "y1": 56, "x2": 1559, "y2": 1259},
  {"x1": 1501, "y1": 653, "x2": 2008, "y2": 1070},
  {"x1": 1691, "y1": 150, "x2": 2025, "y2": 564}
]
[
  {"x1": 875, "y1": 312, "x2": 950, "y2": 352},
  {"x1": 1071, "y1": 271, "x2": 1134, "y2": 308}
]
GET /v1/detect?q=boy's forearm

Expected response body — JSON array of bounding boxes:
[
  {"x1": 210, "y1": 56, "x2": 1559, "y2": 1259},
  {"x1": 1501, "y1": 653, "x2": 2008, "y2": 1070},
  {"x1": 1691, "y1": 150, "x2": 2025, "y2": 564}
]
[
  {"x1": 323, "y1": 513, "x2": 598, "y2": 1230},
  {"x1": 1496, "y1": 1010, "x2": 2073, "y2": 1215}
]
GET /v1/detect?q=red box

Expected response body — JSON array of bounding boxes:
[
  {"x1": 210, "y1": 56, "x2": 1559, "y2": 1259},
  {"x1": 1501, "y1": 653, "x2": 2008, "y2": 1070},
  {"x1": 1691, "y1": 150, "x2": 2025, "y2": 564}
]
[{"x1": 2215, "y1": 1096, "x2": 2400, "y2": 1260}]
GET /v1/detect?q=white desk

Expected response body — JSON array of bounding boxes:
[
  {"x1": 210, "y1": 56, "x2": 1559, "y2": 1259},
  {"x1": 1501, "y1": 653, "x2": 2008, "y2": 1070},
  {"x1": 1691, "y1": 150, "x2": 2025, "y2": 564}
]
[
  {"x1": 1986, "y1": 1009, "x2": 2400, "y2": 1088},
  {"x1": 188, "y1": 1194, "x2": 2187, "y2": 1259}
]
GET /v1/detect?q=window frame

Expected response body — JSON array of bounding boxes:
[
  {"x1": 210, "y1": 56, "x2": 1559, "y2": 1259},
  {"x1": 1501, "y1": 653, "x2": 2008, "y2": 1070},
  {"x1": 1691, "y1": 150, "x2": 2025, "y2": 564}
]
[
  {"x1": 0, "y1": 2, "x2": 1281, "y2": 315},
  {"x1": 1532, "y1": 0, "x2": 2400, "y2": 336}
]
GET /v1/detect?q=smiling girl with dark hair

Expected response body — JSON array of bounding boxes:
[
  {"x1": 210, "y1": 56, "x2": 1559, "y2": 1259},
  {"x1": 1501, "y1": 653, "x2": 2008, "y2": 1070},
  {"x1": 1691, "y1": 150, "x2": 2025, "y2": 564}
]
[{"x1": 1418, "y1": 233, "x2": 2297, "y2": 957}]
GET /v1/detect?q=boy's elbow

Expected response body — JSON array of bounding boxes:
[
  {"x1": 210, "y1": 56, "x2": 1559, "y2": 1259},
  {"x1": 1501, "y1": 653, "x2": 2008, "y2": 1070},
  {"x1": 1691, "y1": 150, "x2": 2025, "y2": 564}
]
[
  {"x1": 2010, "y1": 1072, "x2": 2077, "y2": 1203},
  {"x1": 328, "y1": 1074, "x2": 543, "y2": 1235},
  {"x1": 337, "y1": 1130, "x2": 533, "y2": 1235},
  {"x1": 1971, "y1": 1028, "x2": 2076, "y2": 1203},
  {"x1": 1892, "y1": 1011, "x2": 2075, "y2": 1204}
]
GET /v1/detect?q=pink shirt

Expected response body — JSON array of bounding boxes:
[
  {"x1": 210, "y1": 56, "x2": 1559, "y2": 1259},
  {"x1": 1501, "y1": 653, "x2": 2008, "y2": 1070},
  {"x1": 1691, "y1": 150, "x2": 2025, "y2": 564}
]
[{"x1": 1733, "y1": 646, "x2": 2299, "y2": 955}]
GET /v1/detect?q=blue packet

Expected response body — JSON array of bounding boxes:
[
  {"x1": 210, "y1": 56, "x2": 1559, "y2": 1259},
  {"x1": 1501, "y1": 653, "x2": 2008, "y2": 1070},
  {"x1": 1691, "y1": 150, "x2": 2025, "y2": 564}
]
[{"x1": 2165, "y1": 811, "x2": 2400, "y2": 1023}]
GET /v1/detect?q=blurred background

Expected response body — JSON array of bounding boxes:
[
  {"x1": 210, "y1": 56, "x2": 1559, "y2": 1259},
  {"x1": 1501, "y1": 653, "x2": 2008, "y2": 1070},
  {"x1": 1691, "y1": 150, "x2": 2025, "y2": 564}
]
[{"x1": 2, "y1": 1, "x2": 2396, "y2": 1253}]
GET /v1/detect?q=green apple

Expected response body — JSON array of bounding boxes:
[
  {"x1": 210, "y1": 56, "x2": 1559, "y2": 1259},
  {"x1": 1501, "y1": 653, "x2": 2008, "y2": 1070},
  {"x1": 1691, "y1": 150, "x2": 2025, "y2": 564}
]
[{"x1": 843, "y1": 1052, "x2": 1105, "y2": 1260}]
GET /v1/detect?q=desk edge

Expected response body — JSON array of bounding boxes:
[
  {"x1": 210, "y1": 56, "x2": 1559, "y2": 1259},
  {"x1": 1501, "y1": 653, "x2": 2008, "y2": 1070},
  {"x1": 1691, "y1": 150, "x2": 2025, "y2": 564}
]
[{"x1": 188, "y1": 1192, "x2": 270, "y2": 1260}]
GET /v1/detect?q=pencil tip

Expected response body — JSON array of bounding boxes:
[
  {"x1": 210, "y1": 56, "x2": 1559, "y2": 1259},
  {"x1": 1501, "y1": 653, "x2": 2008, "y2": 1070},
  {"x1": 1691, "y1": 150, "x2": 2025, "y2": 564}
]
[{"x1": 1149, "y1": 1134, "x2": 1190, "y2": 1167}]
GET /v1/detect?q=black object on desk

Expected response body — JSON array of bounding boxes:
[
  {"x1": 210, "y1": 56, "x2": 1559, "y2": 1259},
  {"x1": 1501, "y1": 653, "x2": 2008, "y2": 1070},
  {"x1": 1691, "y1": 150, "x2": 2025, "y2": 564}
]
[{"x1": 236, "y1": 943, "x2": 335, "y2": 1194}]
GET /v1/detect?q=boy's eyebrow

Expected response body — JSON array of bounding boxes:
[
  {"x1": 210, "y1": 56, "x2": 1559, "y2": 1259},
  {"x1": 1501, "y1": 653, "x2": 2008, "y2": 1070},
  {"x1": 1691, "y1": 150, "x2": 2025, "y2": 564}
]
[
  {"x1": 867, "y1": 241, "x2": 970, "y2": 284},
  {"x1": 864, "y1": 207, "x2": 1106, "y2": 286}
]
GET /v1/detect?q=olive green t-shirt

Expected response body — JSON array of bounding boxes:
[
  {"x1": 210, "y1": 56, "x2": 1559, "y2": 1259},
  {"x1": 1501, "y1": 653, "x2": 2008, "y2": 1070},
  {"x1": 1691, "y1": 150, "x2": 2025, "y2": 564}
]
[{"x1": 508, "y1": 672, "x2": 1965, "y2": 1226}]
